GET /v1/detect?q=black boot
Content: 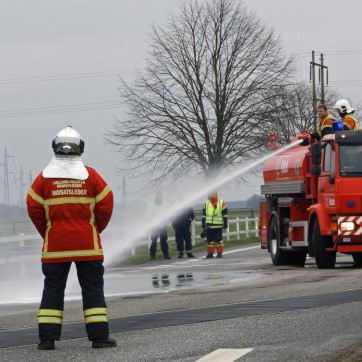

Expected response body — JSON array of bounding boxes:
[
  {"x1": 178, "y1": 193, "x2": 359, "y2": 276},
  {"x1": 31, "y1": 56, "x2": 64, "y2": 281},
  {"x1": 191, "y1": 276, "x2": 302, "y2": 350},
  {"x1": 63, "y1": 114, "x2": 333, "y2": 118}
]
[
  {"x1": 178, "y1": 251, "x2": 184, "y2": 258},
  {"x1": 187, "y1": 252, "x2": 195, "y2": 258},
  {"x1": 206, "y1": 253, "x2": 213, "y2": 258},
  {"x1": 38, "y1": 340, "x2": 55, "y2": 350},
  {"x1": 164, "y1": 254, "x2": 171, "y2": 259},
  {"x1": 217, "y1": 253, "x2": 222, "y2": 258},
  {"x1": 92, "y1": 338, "x2": 117, "y2": 348}
]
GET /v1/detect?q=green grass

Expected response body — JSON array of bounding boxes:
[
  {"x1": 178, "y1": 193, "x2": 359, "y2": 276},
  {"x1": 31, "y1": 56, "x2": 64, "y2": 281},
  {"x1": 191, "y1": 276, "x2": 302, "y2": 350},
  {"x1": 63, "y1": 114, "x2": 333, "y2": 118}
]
[
  {"x1": 111, "y1": 209, "x2": 261, "y2": 267},
  {"x1": 112, "y1": 235, "x2": 259, "y2": 267}
]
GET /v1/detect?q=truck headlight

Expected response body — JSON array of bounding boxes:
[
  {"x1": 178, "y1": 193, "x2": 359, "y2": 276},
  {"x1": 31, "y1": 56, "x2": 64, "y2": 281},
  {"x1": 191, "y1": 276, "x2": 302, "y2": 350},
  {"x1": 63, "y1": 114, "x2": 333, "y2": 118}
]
[{"x1": 340, "y1": 222, "x2": 356, "y2": 232}]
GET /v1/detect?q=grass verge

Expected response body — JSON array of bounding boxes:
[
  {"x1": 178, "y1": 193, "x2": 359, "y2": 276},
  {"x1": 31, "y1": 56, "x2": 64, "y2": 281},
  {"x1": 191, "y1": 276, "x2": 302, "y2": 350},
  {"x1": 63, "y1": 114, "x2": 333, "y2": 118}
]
[{"x1": 112, "y1": 236, "x2": 259, "y2": 267}]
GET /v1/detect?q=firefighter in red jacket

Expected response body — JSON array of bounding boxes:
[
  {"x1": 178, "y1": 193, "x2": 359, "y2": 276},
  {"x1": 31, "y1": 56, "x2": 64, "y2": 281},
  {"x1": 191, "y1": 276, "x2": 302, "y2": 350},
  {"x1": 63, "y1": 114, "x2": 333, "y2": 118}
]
[
  {"x1": 26, "y1": 126, "x2": 116, "y2": 350},
  {"x1": 201, "y1": 191, "x2": 228, "y2": 258}
]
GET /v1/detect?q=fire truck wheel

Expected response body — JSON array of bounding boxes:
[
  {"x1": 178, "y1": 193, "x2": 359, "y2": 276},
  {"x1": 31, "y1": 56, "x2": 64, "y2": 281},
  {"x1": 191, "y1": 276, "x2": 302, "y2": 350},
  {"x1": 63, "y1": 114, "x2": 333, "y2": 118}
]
[
  {"x1": 269, "y1": 217, "x2": 289, "y2": 265},
  {"x1": 313, "y1": 219, "x2": 336, "y2": 269},
  {"x1": 352, "y1": 253, "x2": 362, "y2": 268}
]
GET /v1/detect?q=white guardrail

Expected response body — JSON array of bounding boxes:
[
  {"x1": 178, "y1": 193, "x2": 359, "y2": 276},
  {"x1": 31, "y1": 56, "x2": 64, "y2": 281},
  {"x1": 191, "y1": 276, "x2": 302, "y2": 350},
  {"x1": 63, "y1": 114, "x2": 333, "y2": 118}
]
[
  {"x1": 0, "y1": 217, "x2": 259, "y2": 258},
  {"x1": 190, "y1": 217, "x2": 259, "y2": 242},
  {"x1": 0, "y1": 233, "x2": 42, "y2": 264},
  {"x1": 138, "y1": 217, "x2": 260, "y2": 256}
]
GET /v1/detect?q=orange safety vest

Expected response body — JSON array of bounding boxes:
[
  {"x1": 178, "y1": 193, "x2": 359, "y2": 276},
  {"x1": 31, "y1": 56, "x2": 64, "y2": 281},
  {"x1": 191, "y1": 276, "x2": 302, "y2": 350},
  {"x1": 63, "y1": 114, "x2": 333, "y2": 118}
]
[
  {"x1": 342, "y1": 113, "x2": 359, "y2": 130},
  {"x1": 26, "y1": 166, "x2": 113, "y2": 263}
]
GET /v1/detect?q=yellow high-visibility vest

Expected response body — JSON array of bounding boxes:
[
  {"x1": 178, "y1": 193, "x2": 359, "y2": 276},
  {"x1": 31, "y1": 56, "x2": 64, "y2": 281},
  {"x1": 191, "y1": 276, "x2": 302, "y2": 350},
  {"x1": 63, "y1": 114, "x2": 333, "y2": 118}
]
[{"x1": 205, "y1": 199, "x2": 224, "y2": 226}]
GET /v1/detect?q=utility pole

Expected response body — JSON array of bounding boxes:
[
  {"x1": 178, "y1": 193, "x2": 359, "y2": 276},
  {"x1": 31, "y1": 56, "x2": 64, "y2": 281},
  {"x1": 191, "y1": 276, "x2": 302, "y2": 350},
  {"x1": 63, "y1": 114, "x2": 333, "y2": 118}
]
[
  {"x1": 122, "y1": 175, "x2": 127, "y2": 206},
  {"x1": 319, "y1": 53, "x2": 328, "y2": 104},
  {"x1": 310, "y1": 51, "x2": 317, "y2": 131},
  {"x1": 117, "y1": 175, "x2": 127, "y2": 206},
  {"x1": 17, "y1": 166, "x2": 26, "y2": 208},
  {"x1": 4, "y1": 147, "x2": 9, "y2": 206},
  {"x1": 29, "y1": 170, "x2": 33, "y2": 186},
  {"x1": 3, "y1": 147, "x2": 15, "y2": 206},
  {"x1": 310, "y1": 51, "x2": 329, "y2": 131}
]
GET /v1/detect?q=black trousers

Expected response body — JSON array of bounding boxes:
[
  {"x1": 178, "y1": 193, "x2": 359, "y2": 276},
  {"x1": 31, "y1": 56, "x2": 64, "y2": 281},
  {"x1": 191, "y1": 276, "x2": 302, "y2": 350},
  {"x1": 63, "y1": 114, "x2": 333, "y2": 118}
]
[
  {"x1": 206, "y1": 228, "x2": 223, "y2": 243},
  {"x1": 38, "y1": 260, "x2": 109, "y2": 341},
  {"x1": 149, "y1": 227, "x2": 169, "y2": 256},
  {"x1": 175, "y1": 226, "x2": 192, "y2": 252}
]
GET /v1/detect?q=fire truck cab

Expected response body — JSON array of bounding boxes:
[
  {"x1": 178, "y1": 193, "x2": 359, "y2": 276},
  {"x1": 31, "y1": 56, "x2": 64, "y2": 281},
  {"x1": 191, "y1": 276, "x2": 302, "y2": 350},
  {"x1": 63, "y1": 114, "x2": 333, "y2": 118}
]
[{"x1": 260, "y1": 130, "x2": 362, "y2": 269}]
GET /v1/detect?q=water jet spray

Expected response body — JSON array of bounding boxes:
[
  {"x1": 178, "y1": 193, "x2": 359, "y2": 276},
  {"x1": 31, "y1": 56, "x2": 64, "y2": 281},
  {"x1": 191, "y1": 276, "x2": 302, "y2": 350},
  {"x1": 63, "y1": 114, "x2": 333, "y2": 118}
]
[{"x1": 104, "y1": 139, "x2": 303, "y2": 265}]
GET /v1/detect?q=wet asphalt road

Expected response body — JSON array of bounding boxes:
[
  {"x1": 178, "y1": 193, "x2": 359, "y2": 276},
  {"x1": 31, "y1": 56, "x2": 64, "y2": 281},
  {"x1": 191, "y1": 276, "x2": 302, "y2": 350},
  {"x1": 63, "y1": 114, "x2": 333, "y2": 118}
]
[{"x1": 2, "y1": 244, "x2": 362, "y2": 361}]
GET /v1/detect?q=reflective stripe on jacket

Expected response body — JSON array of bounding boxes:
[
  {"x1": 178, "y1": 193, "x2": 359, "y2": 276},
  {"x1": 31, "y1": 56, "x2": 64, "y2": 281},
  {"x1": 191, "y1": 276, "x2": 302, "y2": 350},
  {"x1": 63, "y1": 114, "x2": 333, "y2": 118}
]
[{"x1": 26, "y1": 166, "x2": 113, "y2": 263}]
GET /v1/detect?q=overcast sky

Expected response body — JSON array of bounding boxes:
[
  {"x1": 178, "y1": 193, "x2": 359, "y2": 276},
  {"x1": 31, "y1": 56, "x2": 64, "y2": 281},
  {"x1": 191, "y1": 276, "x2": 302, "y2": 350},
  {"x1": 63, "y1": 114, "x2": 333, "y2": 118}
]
[{"x1": 1, "y1": 0, "x2": 362, "y2": 205}]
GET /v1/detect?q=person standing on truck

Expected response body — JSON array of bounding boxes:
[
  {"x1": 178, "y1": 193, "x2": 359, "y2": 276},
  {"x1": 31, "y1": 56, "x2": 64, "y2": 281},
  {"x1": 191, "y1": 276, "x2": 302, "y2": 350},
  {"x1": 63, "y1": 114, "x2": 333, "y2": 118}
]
[
  {"x1": 334, "y1": 99, "x2": 359, "y2": 131},
  {"x1": 202, "y1": 191, "x2": 228, "y2": 258},
  {"x1": 310, "y1": 104, "x2": 335, "y2": 140},
  {"x1": 26, "y1": 126, "x2": 117, "y2": 350}
]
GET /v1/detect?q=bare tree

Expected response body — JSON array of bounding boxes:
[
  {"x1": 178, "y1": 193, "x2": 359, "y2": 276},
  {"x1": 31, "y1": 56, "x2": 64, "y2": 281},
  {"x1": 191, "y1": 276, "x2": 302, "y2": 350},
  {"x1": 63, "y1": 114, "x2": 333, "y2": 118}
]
[
  {"x1": 107, "y1": 0, "x2": 294, "y2": 186},
  {"x1": 261, "y1": 82, "x2": 341, "y2": 145}
]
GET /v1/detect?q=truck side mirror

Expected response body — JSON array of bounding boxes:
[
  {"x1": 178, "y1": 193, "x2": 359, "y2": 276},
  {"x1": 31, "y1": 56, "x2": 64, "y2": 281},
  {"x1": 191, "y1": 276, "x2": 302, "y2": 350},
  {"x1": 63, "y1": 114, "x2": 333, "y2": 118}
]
[
  {"x1": 329, "y1": 146, "x2": 336, "y2": 184},
  {"x1": 311, "y1": 142, "x2": 322, "y2": 165},
  {"x1": 310, "y1": 165, "x2": 321, "y2": 176},
  {"x1": 329, "y1": 173, "x2": 335, "y2": 184},
  {"x1": 310, "y1": 142, "x2": 322, "y2": 176}
]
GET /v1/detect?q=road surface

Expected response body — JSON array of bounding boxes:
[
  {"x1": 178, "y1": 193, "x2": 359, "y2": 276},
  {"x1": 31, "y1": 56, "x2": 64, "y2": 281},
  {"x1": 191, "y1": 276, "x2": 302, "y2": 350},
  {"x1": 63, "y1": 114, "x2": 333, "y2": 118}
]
[{"x1": 1, "y1": 243, "x2": 362, "y2": 361}]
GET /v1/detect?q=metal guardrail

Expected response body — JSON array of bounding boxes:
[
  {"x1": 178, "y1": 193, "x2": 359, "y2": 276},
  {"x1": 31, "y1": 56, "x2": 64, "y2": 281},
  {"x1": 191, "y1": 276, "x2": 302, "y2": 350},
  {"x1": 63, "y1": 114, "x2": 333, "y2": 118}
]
[
  {"x1": 0, "y1": 234, "x2": 40, "y2": 244},
  {"x1": 0, "y1": 220, "x2": 36, "y2": 237}
]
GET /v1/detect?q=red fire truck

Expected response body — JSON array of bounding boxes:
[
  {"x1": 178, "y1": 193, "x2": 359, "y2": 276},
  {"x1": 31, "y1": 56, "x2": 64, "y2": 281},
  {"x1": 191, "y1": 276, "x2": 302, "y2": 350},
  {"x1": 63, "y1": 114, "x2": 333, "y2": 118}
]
[{"x1": 260, "y1": 130, "x2": 362, "y2": 269}]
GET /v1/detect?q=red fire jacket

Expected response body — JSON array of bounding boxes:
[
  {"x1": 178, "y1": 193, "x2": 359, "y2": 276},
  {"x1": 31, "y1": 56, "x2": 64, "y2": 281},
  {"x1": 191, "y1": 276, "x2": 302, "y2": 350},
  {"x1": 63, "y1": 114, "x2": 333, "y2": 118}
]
[{"x1": 26, "y1": 166, "x2": 113, "y2": 263}]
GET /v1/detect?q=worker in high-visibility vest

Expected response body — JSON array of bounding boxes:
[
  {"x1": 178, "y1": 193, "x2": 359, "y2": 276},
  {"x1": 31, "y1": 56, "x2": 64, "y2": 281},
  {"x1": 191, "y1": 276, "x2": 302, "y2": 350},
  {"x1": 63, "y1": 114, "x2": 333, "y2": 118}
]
[
  {"x1": 334, "y1": 99, "x2": 359, "y2": 131},
  {"x1": 311, "y1": 104, "x2": 335, "y2": 140},
  {"x1": 27, "y1": 126, "x2": 116, "y2": 350},
  {"x1": 201, "y1": 191, "x2": 228, "y2": 258}
]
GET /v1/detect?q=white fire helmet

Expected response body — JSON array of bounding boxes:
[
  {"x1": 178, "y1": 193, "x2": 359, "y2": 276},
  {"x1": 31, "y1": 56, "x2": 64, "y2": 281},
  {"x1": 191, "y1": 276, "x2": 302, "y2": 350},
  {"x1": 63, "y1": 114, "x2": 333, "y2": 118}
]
[
  {"x1": 52, "y1": 126, "x2": 85, "y2": 155},
  {"x1": 333, "y1": 99, "x2": 355, "y2": 114}
]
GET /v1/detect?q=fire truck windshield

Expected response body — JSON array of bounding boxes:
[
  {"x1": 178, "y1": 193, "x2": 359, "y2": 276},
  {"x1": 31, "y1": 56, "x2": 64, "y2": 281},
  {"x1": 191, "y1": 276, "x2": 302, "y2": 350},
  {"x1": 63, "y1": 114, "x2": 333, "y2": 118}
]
[{"x1": 339, "y1": 145, "x2": 362, "y2": 176}]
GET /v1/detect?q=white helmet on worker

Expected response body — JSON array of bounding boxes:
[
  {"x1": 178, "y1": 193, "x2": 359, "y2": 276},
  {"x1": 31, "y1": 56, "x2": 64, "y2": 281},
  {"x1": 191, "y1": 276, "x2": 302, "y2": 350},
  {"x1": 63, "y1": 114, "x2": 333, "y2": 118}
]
[
  {"x1": 52, "y1": 126, "x2": 85, "y2": 155},
  {"x1": 334, "y1": 99, "x2": 355, "y2": 114}
]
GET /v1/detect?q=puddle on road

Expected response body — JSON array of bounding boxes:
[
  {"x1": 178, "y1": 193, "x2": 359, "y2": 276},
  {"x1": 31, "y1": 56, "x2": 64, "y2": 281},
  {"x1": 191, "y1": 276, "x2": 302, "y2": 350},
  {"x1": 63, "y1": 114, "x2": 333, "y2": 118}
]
[
  {"x1": 0, "y1": 257, "x2": 265, "y2": 303},
  {"x1": 93, "y1": 270, "x2": 265, "y2": 298}
]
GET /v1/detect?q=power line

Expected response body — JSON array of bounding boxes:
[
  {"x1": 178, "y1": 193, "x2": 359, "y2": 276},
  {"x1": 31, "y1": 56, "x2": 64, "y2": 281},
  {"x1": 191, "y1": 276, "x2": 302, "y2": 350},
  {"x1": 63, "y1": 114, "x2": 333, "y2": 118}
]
[
  {"x1": 321, "y1": 50, "x2": 362, "y2": 55},
  {"x1": 330, "y1": 80, "x2": 362, "y2": 84},
  {"x1": 0, "y1": 100, "x2": 120, "y2": 113},
  {"x1": 295, "y1": 49, "x2": 362, "y2": 56},
  {"x1": 0, "y1": 101, "x2": 120, "y2": 118},
  {"x1": 0, "y1": 69, "x2": 137, "y2": 85}
]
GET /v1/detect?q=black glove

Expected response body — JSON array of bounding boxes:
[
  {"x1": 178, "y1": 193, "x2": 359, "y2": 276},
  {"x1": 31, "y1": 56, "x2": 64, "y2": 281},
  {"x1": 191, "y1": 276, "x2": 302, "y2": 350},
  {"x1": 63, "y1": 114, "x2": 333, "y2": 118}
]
[
  {"x1": 200, "y1": 228, "x2": 208, "y2": 238},
  {"x1": 297, "y1": 132, "x2": 310, "y2": 146},
  {"x1": 300, "y1": 136, "x2": 310, "y2": 146},
  {"x1": 224, "y1": 223, "x2": 228, "y2": 229},
  {"x1": 310, "y1": 132, "x2": 321, "y2": 140}
]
